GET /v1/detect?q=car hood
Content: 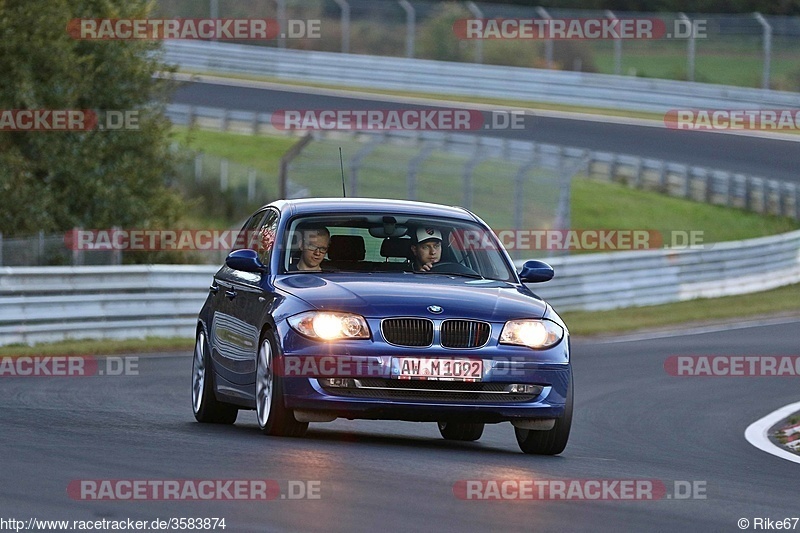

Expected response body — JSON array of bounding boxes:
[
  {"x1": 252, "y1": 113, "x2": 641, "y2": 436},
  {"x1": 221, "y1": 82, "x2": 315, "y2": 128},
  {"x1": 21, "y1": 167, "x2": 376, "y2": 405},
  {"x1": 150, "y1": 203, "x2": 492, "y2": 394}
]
[{"x1": 274, "y1": 273, "x2": 547, "y2": 321}]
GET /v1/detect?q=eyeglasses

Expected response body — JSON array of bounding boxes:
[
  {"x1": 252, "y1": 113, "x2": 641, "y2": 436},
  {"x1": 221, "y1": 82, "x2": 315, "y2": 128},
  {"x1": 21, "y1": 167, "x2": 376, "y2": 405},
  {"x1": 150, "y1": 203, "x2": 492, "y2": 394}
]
[{"x1": 304, "y1": 243, "x2": 328, "y2": 254}]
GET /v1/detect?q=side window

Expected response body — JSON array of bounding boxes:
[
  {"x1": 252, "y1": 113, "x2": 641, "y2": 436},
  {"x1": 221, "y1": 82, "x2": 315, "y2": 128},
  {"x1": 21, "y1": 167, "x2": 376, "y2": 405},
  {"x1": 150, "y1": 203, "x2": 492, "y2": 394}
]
[
  {"x1": 255, "y1": 210, "x2": 279, "y2": 265},
  {"x1": 234, "y1": 211, "x2": 267, "y2": 252}
]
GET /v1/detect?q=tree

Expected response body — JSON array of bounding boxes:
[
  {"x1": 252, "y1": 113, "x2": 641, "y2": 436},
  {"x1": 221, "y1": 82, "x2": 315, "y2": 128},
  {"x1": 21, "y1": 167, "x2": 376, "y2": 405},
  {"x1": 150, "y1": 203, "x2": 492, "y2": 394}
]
[{"x1": 0, "y1": 0, "x2": 184, "y2": 236}]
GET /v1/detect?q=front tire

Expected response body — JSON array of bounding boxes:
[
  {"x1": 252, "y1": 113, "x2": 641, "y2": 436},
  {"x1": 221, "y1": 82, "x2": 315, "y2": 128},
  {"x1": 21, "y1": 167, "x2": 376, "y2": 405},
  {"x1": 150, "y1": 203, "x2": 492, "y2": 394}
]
[
  {"x1": 438, "y1": 421, "x2": 484, "y2": 441},
  {"x1": 515, "y1": 380, "x2": 573, "y2": 455},
  {"x1": 255, "y1": 332, "x2": 308, "y2": 437},
  {"x1": 192, "y1": 328, "x2": 238, "y2": 424}
]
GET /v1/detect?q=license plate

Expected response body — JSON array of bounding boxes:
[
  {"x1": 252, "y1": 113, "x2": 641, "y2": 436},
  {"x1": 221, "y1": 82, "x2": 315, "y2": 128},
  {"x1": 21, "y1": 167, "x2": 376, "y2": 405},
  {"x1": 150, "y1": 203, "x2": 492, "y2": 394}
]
[{"x1": 393, "y1": 357, "x2": 482, "y2": 381}]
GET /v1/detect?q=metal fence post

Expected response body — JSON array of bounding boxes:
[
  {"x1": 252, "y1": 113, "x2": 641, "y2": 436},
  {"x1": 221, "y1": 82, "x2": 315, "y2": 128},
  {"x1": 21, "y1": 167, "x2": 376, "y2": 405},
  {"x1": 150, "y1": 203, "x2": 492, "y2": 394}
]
[
  {"x1": 679, "y1": 13, "x2": 695, "y2": 82},
  {"x1": 37, "y1": 230, "x2": 44, "y2": 265},
  {"x1": 111, "y1": 227, "x2": 122, "y2": 265},
  {"x1": 194, "y1": 153, "x2": 203, "y2": 182},
  {"x1": 795, "y1": 184, "x2": 800, "y2": 221},
  {"x1": 536, "y1": 7, "x2": 554, "y2": 69},
  {"x1": 682, "y1": 167, "x2": 690, "y2": 199},
  {"x1": 333, "y1": 0, "x2": 351, "y2": 54},
  {"x1": 209, "y1": 0, "x2": 219, "y2": 41},
  {"x1": 279, "y1": 133, "x2": 314, "y2": 199},
  {"x1": 220, "y1": 159, "x2": 228, "y2": 192},
  {"x1": 72, "y1": 228, "x2": 83, "y2": 266},
  {"x1": 252, "y1": 113, "x2": 260, "y2": 135},
  {"x1": 248, "y1": 169, "x2": 256, "y2": 203},
  {"x1": 605, "y1": 10, "x2": 622, "y2": 75},
  {"x1": 466, "y1": 2, "x2": 483, "y2": 64},
  {"x1": 0, "y1": 231, "x2": 3, "y2": 267},
  {"x1": 513, "y1": 150, "x2": 539, "y2": 255},
  {"x1": 349, "y1": 133, "x2": 385, "y2": 197},
  {"x1": 608, "y1": 153, "x2": 618, "y2": 182},
  {"x1": 703, "y1": 169, "x2": 712, "y2": 203},
  {"x1": 657, "y1": 160, "x2": 667, "y2": 192},
  {"x1": 632, "y1": 156, "x2": 643, "y2": 188},
  {"x1": 407, "y1": 142, "x2": 436, "y2": 201},
  {"x1": 554, "y1": 147, "x2": 572, "y2": 232},
  {"x1": 754, "y1": 12, "x2": 772, "y2": 89},
  {"x1": 399, "y1": 0, "x2": 415, "y2": 58},
  {"x1": 276, "y1": 0, "x2": 286, "y2": 49},
  {"x1": 462, "y1": 138, "x2": 485, "y2": 209}
]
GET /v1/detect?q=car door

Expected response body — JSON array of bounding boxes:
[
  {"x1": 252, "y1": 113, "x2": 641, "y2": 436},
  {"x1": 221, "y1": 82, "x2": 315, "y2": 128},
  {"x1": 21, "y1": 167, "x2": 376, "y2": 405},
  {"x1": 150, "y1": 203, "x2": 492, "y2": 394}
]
[
  {"x1": 223, "y1": 208, "x2": 281, "y2": 391},
  {"x1": 210, "y1": 210, "x2": 269, "y2": 396}
]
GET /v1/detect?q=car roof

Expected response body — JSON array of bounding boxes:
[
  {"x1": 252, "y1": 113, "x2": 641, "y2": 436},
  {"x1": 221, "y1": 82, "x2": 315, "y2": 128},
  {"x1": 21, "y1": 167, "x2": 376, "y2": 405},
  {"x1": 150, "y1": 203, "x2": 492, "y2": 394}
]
[{"x1": 269, "y1": 197, "x2": 478, "y2": 221}]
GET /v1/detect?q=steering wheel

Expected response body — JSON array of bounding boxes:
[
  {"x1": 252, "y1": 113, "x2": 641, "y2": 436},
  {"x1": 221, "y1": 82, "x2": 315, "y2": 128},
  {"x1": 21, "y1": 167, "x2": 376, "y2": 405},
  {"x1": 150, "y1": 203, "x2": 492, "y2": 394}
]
[{"x1": 429, "y1": 261, "x2": 479, "y2": 276}]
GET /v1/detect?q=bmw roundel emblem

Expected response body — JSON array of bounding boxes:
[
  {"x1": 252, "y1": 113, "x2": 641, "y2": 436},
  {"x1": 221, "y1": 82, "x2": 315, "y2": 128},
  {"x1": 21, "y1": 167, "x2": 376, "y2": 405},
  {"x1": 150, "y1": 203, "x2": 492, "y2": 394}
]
[{"x1": 427, "y1": 305, "x2": 443, "y2": 314}]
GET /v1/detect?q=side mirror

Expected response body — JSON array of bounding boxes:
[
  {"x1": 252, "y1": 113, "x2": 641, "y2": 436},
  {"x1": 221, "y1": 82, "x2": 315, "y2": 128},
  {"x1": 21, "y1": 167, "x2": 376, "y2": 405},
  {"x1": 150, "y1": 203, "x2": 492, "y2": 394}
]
[
  {"x1": 225, "y1": 249, "x2": 266, "y2": 273},
  {"x1": 518, "y1": 260, "x2": 554, "y2": 283}
]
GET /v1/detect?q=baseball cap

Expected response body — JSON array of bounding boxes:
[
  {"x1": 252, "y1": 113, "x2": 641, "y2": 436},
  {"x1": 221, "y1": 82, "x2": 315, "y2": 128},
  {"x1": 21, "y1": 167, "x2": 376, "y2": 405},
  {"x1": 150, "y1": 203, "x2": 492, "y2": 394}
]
[{"x1": 414, "y1": 227, "x2": 442, "y2": 244}]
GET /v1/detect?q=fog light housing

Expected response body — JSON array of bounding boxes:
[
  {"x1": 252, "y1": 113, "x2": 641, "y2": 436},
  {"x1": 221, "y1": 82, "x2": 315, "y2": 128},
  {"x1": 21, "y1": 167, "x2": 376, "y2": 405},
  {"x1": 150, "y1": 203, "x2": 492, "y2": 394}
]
[
  {"x1": 506, "y1": 384, "x2": 543, "y2": 395},
  {"x1": 322, "y1": 378, "x2": 354, "y2": 388}
]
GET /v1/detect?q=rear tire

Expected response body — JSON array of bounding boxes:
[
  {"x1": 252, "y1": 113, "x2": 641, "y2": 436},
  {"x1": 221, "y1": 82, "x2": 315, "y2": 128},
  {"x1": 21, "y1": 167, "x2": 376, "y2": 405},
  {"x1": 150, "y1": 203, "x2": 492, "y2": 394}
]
[
  {"x1": 192, "y1": 328, "x2": 238, "y2": 425},
  {"x1": 438, "y1": 421, "x2": 484, "y2": 441},
  {"x1": 255, "y1": 332, "x2": 308, "y2": 438},
  {"x1": 515, "y1": 379, "x2": 572, "y2": 455}
]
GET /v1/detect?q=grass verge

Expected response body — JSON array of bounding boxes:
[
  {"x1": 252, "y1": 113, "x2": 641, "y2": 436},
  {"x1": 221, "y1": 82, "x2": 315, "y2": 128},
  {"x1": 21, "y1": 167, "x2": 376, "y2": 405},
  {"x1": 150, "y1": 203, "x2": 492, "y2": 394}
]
[
  {"x1": 571, "y1": 179, "x2": 800, "y2": 245},
  {"x1": 0, "y1": 337, "x2": 193, "y2": 357}
]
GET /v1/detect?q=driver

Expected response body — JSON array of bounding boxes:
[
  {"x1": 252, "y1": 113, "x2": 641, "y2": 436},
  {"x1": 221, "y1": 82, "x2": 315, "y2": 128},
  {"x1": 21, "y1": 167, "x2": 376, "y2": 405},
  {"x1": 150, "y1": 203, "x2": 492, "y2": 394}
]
[
  {"x1": 410, "y1": 227, "x2": 442, "y2": 271},
  {"x1": 289, "y1": 226, "x2": 330, "y2": 271}
]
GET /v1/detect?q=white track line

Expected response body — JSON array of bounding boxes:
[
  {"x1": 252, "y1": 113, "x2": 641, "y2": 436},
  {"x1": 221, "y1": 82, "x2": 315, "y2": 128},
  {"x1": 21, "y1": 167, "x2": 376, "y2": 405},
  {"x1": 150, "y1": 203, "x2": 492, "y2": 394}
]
[{"x1": 745, "y1": 401, "x2": 800, "y2": 464}]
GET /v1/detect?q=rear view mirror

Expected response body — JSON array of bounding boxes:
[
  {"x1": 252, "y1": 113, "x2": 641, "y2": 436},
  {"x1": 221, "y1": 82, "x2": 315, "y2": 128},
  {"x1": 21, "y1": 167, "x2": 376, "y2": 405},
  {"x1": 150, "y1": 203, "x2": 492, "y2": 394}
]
[
  {"x1": 518, "y1": 260, "x2": 554, "y2": 283},
  {"x1": 225, "y1": 249, "x2": 266, "y2": 273}
]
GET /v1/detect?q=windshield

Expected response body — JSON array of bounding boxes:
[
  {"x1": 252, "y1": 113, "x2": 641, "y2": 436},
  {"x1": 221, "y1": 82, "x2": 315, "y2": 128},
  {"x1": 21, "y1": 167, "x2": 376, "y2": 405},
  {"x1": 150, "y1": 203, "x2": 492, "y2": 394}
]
[{"x1": 280, "y1": 213, "x2": 517, "y2": 282}]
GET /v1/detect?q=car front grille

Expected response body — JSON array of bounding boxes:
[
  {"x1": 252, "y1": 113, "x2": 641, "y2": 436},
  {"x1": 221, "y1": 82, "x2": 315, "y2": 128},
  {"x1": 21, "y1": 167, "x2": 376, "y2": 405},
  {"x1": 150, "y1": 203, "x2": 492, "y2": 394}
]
[
  {"x1": 440, "y1": 320, "x2": 491, "y2": 348},
  {"x1": 319, "y1": 378, "x2": 541, "y2": 403},
  {"x1": 381, "y1": 318, "x2": 433, "y2": 347}
]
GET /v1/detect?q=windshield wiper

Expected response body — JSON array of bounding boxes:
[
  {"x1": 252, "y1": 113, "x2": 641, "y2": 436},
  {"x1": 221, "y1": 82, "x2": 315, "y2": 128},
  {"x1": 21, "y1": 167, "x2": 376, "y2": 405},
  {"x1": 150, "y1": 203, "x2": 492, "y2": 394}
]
[{"x1": 414, "y1": 270, "x2": 485, "y2": 280}]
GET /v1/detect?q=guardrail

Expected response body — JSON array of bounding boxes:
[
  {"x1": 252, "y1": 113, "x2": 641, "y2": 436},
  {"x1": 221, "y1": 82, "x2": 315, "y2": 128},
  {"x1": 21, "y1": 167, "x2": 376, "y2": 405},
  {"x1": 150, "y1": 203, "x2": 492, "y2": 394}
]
[
  {"x1": 523, "y1": 229, "x2": 800, "y2": 311},
  {"x1": 3, "y1": 228, "x2": 800, "y2": 345},
  {"x1": 163, "y1": 41, "x2": 800, "y2": 114},
  {"x1": 0, "y1": 265, "x2": 216, "y2": 345}
]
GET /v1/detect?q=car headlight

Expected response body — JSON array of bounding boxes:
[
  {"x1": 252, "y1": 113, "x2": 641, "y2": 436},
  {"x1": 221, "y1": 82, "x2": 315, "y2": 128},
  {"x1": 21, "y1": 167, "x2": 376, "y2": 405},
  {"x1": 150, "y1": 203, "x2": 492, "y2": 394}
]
[
  {"x1": 499, "y1": 319, "x2": 563, "y2": 349},
  {"x1": 288, "y1": 311, "x2": 370, "y2": 340}
]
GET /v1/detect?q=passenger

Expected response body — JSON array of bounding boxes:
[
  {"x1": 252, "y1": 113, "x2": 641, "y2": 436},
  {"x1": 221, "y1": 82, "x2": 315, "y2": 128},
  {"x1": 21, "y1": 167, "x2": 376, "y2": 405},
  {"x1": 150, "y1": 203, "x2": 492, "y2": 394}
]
[
  {"x1": 290, "y1": 226, "x2": 330, "y2": 271},
  {"x1": 410, "y1": 227, "x2": 442, "y2": 271}
]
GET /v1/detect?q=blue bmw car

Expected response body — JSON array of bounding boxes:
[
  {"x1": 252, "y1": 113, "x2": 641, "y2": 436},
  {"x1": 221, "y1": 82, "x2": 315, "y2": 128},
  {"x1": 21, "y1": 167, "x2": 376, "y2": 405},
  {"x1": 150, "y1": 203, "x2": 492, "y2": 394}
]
[{"x1": 192, "y1": 198, "x2": 572, "y2": 455}]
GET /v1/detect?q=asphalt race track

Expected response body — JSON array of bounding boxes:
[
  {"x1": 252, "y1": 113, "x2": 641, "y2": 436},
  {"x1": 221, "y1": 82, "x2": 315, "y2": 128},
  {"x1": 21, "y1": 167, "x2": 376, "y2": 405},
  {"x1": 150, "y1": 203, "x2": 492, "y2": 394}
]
[
  {"x1": 172, "y1": 80, "x2": 800, "y2": 183},
  {"x1": 3, "y1": 319, "x2": 799, "y2": 532}
]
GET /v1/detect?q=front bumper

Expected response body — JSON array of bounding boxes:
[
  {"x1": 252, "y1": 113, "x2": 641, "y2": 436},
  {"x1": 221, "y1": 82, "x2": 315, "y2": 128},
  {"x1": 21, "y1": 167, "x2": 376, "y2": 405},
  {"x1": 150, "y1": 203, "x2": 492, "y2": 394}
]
[{"x1": 280, "y1": 356, "x2": 570, "y2": 423}]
